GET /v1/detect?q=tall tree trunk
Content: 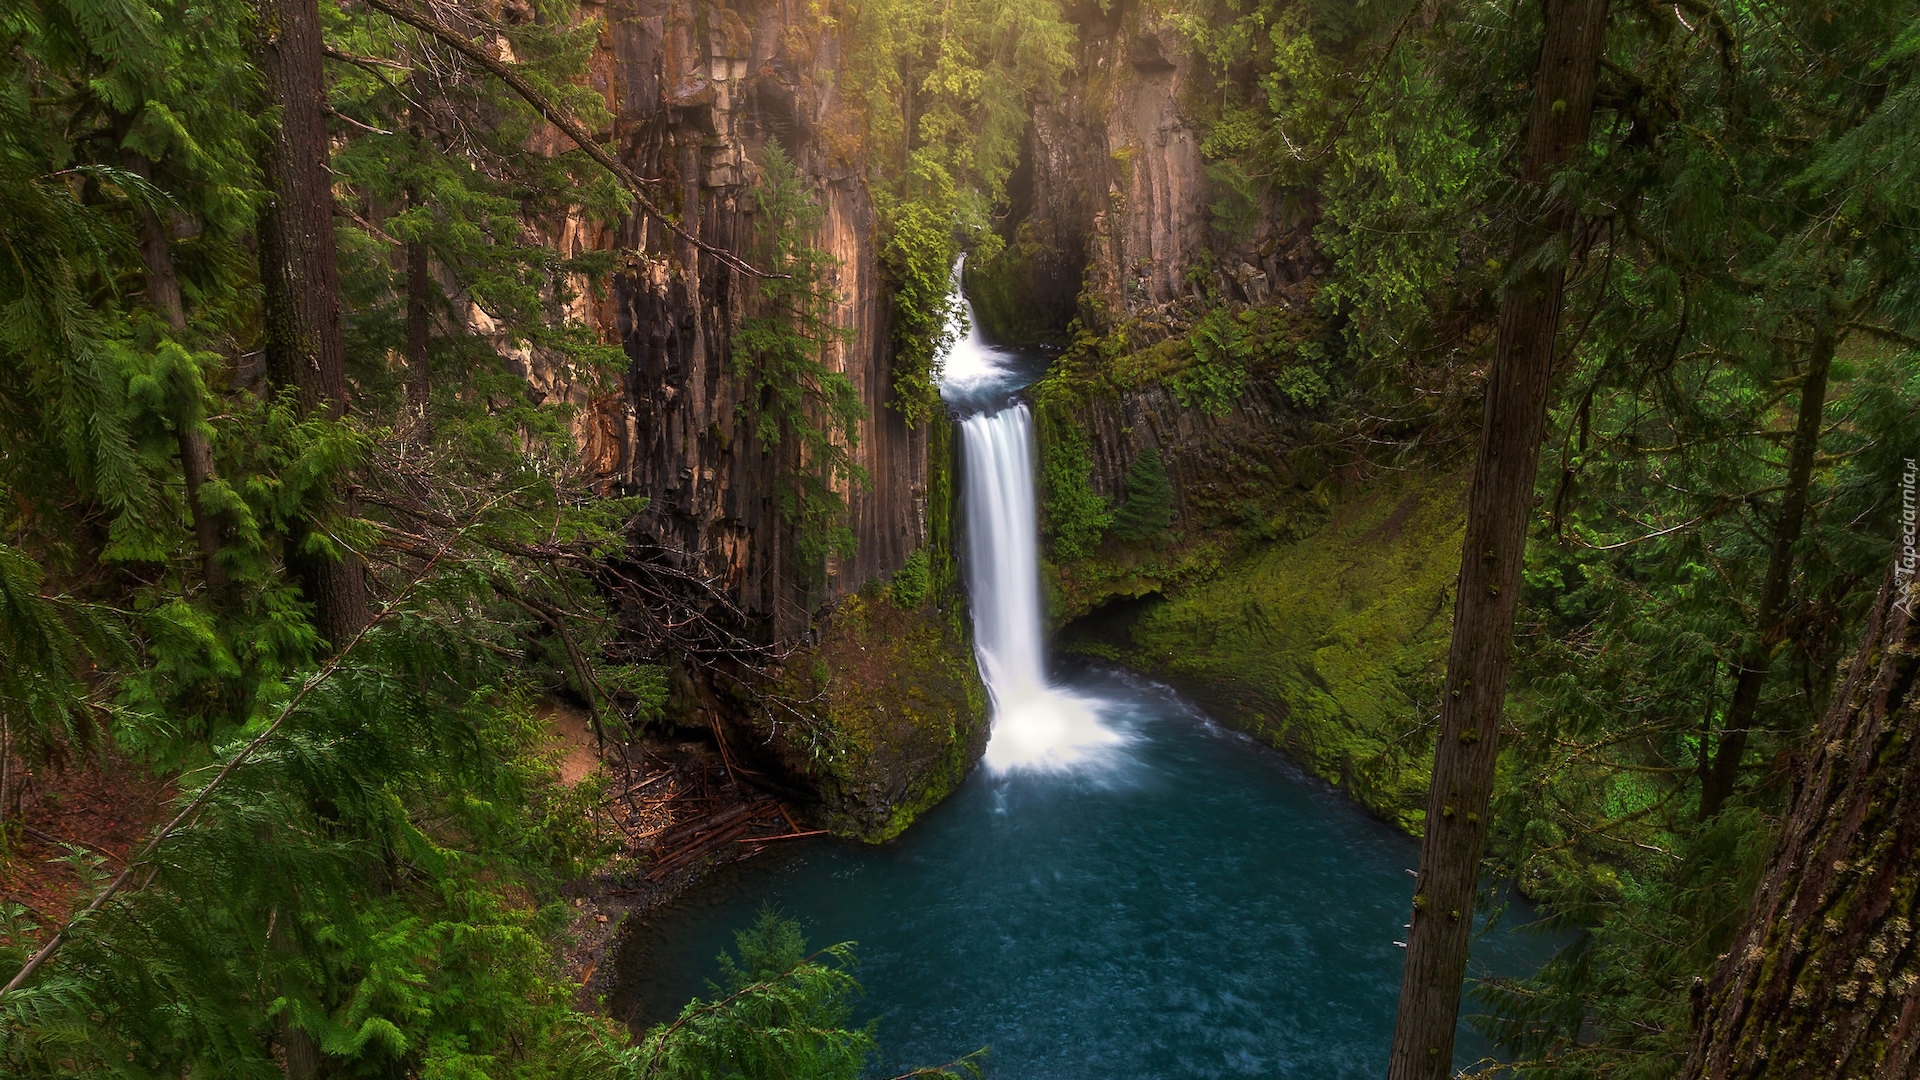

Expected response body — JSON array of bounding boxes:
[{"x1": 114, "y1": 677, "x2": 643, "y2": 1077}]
[
  {"x1": 1699, "y1": 319, "x2": 1836, "y2": 819},
  {"x1": 254, "y1": 0, "x2": 368, "y2": 651},
  {"x1": 1386, "y1": 2, "x2": 1610, "y2": 1076},
  {"x1": 1681, "y1": 570, "x2": 1920, "y2": 1079},
  {"x1": 126, "y1": 149, "x2": 229, "y2": 589}
]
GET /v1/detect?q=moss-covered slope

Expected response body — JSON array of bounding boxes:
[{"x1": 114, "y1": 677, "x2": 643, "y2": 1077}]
[{"x1": 1064, "y1": 474, "x2": 1465, "y2": 831}]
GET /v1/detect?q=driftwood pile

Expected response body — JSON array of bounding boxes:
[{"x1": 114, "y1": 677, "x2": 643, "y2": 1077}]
[{"x1": 604, "y1": 748, "x2": 824, "y2": 892}]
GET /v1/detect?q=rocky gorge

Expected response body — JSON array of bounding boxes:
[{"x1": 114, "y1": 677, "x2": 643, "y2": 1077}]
[{"x1": 536, "y1": 0, "x2": 1469, "y2": 839}]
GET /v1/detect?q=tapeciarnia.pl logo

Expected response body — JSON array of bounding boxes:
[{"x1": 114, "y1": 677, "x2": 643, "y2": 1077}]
[{"x1": 1899, "y1": 458, "x2": 1917, "y2": 617}]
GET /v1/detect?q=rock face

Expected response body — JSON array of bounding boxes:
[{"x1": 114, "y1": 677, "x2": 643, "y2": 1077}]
[
  {"x1": 592, "y1": 0, "x2": 926, "y2": 639},
  {"x1": 499, "y1": 0, "x2": 1387, "y2": 837},
  {"x1": 971, "y1": 0, "x2": 1323, "y2": 343},
  {"x1": 1052, "y1": 378, "x2": 1318, "y2": 535},
  {"x1": 974, "y1": 3, "x2": 1457, "y2": 833},
  {"x1": 500, "y1": 0, "x2": 987, "y2": 835},
  {"x1": 498, "y1": 0, "x2": 928, "y2": 641},
  {"x1": 749, "y1": 593, "x2": 990, "y2": 841}
]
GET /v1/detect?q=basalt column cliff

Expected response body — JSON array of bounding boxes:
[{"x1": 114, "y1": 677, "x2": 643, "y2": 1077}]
[{"x1": 512, "y1": 0, "x2": 987, "y2": 837}]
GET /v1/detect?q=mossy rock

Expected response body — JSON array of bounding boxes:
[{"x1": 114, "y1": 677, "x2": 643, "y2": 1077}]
[{"x1": 756, "y1": 591, "x2": 989, "y2": 842}]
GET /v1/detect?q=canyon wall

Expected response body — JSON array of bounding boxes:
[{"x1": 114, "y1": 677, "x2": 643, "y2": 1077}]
[
  {"x1": 981, "y1": 0, "x2": 1460, "y2": 829},
  {"x1": 513, "y1": 0, "x2": 931, "y2": 642},
  {"x1": 497, "y1": 0, "x2": 1449, "y2": 835},
  {"x1": 500, "y1": 0, "x2": 986, "y2": 836}
]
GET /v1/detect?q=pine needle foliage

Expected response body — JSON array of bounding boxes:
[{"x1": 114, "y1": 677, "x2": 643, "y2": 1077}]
[
  {"x1": 0, "y1": 605, "x2": 620, "y2": 1077},
  {"x1": 0, "y1": 0, "x2": 909, "y2": 1071},
  {"x1": 625, "y1": 910, "x2": 877, "y2": 1080},
  {"x1": 323, "y1": 0, "x2": 626, "y2": 422},
  {"x1": 1471, "y1": 1, "x2": 1920, "y2": 1073},
  {"x1": 1167, "y1": 0, "x2": 1920, "y2": 1073},
  {"x1": 1111, "y1": 447, "x2": 1175, "y2": 543},
  {"x1": 616, "y1": 909, "x2": 984, "y2": 1080}
]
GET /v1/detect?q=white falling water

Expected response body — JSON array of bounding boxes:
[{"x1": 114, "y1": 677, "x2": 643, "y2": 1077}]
[{"x1": 938, "y1": 260, "x2": 1122, "y2": 773}]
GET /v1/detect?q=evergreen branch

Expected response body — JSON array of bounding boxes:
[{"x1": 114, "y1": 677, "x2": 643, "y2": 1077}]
[
  {"x1": 322, "y1": 45, "x2": 410, "y2": 70},
  {"x1": 1296, "y1": 0, "x2": 1422, "y2": 163},
  {"x1": 354, "y1": 0, "x2": 784, "y2": 281},
  {"x1": 634, "y1": 945, "x2": 852, "y2": 1077},
  {"x1": 500, "y1": 588, "x2": 612, "y2": 752},
  {"x1": 1573, "y1": 514, "x2": 1705, "y2": 551},
  {"x1": 1846, "y1": 320, "x2": 1920, "y2": 351},
  {"x1": 327, "y1": 106, "x2": 395, "y2": 136},
  {"x1": 0, "y1": 499, "x2": 495, "y2": 998}
]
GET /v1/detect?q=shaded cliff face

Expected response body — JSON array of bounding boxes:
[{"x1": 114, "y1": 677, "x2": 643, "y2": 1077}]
[
  {"x1": 528, "y1": 0, "x2": 933, "y2": 641},
  {"x1": 976, "y1": 0, "x2": 1323, "y2": 342},
  {"x1": 1033, "y1": 366, "x2": 1330, "y2": 627},
  {"x1": 1061, "y1": 378, "x2": 1316, "y2": 536}
]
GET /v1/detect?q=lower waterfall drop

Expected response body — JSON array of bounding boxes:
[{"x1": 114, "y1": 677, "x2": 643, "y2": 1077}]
[{"x1": 939, "y1": 265, "x2": 1121, "y2": 772}]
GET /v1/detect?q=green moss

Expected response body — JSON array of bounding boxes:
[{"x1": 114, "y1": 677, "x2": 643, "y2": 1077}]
[
  {"x1": 1065, "y1": 473, "x2": 1468, "y2": 829},
  {"x1": 760, "y1": 590, "x2": 988, "y2": 842},
  {"x1": 735, "y1": 410, "x2": 980, "y2": 843},
  {"x1": 1047, "y1": 298, "x2": 1327, "y2": 401},
  {"x1": 1028, "y1": 298, "x2": 1467, "y2": 833}
]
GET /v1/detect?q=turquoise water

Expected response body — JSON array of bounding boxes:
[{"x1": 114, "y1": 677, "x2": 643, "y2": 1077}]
[{"x1": 619, "y1": 665, "x2": 1552, "y2": 1078}]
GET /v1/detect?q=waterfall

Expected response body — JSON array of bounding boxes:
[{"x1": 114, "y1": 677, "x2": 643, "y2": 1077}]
[
  {"x1": 938, "y1": 262, "x2": 1121, "y2": 772},
  {"x1": 959, "y1": 406, "x2": 1047, "y2": 695}
]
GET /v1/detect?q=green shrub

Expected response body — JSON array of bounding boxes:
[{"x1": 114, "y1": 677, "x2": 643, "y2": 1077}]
[
  {"x1": 889, "y1": 547, "x2": 934, "y2": 609},
  {"x1": 1171, "y1": 307, "x2": 1251, "y2": 415},
  {"x1": 627, "y1": 909, "x2": 982, "y2": 1079}
]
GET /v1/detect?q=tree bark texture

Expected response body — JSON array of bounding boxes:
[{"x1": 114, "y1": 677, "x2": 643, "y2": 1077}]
[
  {"x1": 1387, "y1": 2, "x2": 1610, "y2": 1076},
  {"x1": 254, "y1": 0, "x2": 368, "y2": 649},
  {"x1": 1700, "y1": 319, "x2": 1836, "y2": 819},
  {"x1": 1681, "y1": 571, "x2": 1920, "y2": 1079},
  {"x1": 255, "y1": 0, "x2": 348, "y2": 418}
]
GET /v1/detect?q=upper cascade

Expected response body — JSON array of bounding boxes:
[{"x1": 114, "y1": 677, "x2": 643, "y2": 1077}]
[{"x1": 935, "y1": 257, "x2": 1041, "y2": 412}]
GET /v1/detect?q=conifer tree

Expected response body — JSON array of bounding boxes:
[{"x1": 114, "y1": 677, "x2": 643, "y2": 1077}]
[
  {"x1": 1682, "y1": 570, "x2": 1920, "y2": 1078},
  {"x1": 1112, "y1": 447, "x2": 1175, "y2": 542},
  {"x1": 1468, "y1": 0, "x2": 1920, "y2": 1068}
]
